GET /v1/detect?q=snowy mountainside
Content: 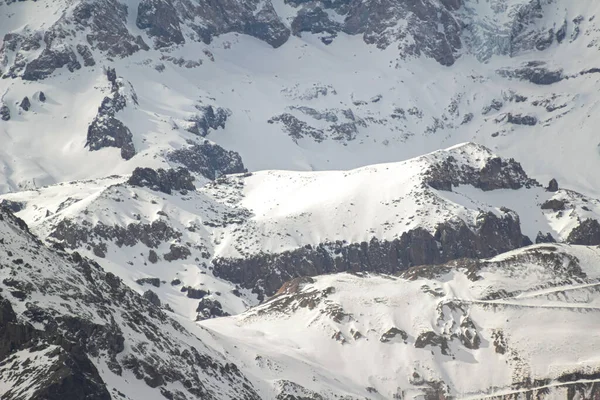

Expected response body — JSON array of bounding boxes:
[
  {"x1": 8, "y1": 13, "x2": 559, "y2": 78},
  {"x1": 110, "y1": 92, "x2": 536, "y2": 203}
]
[
  {"x1": 2, "y1": 0, "x2": 600, "y2": 196},
  {"x1": 3, "y1": 143, "x2": 600, "y2": 312},
  {"x1": 204, "y1": 244, "x2": 600, "y2": 399},
  {"x1": 4, "y1": 200, "x2": 600, "y2": 399},
  {"x1": 3, "y1": 0, "x2": 600, "y2": 399},
  {"x1": 0, "y1": 206, "x2": 262, "y2": 400}
]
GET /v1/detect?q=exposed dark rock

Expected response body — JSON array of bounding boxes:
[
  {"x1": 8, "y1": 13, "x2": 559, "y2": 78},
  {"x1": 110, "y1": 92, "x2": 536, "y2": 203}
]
[
  {"x1": 213, "y1": 210, "x2": 529, "y2": 298},
  {"x1": 167, "y1": 141, "x2": 247, "y2": 180},
  {"x1": 415, "y1": 331, "x2": 451, "y2": 356},
  {"x1": 38, "y1": 91, "x2": 46, "y2": 102},
  {"x1": 338, "y1": 0, "x2": 462, "y2": 66},
  {"x1": 148, "y1": 249, "x2": 158, "y2": 264},
  {"x1": 380, "y1": 327, "x2": 408, "y2": 343},
  {"x1": 196, "y1": 298, "x2": 229, "y2": 320},
  {"x1": 541, "y1": 199, "x2": 566, "y2": 211},
  {"x1": 143, "y1": 290, "x2": 161, "y2": 307},
  {"x1": 506, "y1": 113, "x2": 537, "y2": 126},
  {"x1": 268, "y1": 113, "x2": 325, "y2": 142},
  {"x1": 0, "y1": 199, "x2": 25, "y2": 213},
  {"x1": 19, "y1": 97, "x2": 31, "y2": 111},
  {"x1": 567, "y1": 219, "x2": 600, "y2": 245},
  {"x1": 0, "y1": 295, "x2": 110, "y2": 400},
  {"x1": 187, "y1": 105, "x2": 230, "y2": 137},
  {"x1": 536, "y1": 232, "x2": 556, "y2": 244},
  {"x1": 163, "y1": 244, "x2": 192, "y2": 261},
  {"x1": 291, "y1": 7, "x2": 341, "y2": 37},
  {"x1": 547, "y1": 179, "x2": 559, "y2": 192},
  {"x1": 170, "y1": 279, "x2": 181, "y2": 286},
  {"x1": 85, "y1": 69, "x2": 135, "y2": 160},
  {"x1": 425, "y1": 153, "x2": 538, "y2": 192},
  {"x1": 137, "y1": 0, "x2": 185, "y2": 48},
  {"x1": 136, "y1": 277, "x2": 160, "y2": 288},
  {"x1": 22, "y1": 49, "x2": 81, "y2": 81},
  {"x1": 50, "y1": 218, "x2": 181, "y2": 250},
  {"x1": 185, "y1": 288, "x2": 209, "y2": 299},
  {"x1": 72, "y1": 0, "x2": 149, "y2": 58},
  {"x1": 0, "y1": 206, "x2": 262, "y2": 400},
  {"x1": 459, "y1": 317, "x2": 480, "y2": 350},
  {"x1": 86, "y1": 115, "x2": 135, "y2": 160},
  {"x1": 497, "y1": 63, "x2": 564, "y2": 85},
  {"x1": 482, "y1": 99, "x2": 503, "y2": 115},
  {"x1": 76, "y1": 44, "x2": 96, "y2": 67},
  {"x1": 128, "y1": 167, "x2": 196, "y2": 195},
  {"x1": 0, "y1": 103, "x2": 10, "y2": 121}
]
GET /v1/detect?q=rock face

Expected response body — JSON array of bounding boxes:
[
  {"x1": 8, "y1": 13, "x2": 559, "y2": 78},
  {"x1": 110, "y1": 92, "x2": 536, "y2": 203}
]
[
  {"x1": 0, "y1": 206, "x2": 261, "y2": 400},
  {"x1": 137, "y1": 0, "x2": 290, "y2": 49},
  {"x1": 547, "y1": 179, "x2": 559, "y2": 192},
  {"x1": 0, "y1": 103, "x2": 10, "y2": 121},
  {"x1": 19, "y1": 97, "x2": 30, "y2": 111},
  {"x1": 85, "y1": 68, "x2": 136, "y2": 160},
  {"x1": 213, "y1": 209, "x2": 530, "y2": 298},
  {"x1": 1, "y1": 0, "x2": 147, "y2": 79},
  {"x1": 186, "y1": 106, "x2": 230, "y2": 137},
  {"x1": 424, "y1": 152, "x2": 538, "y2": 192},
  {"x1": 497, "y1": 62, "x2": 564, "y2": 85},
  {"x1": 0, "y1": 0, "x2": 577, "y2": 80},
  {"x1": 128, "y1": 167, "x2": 196, "y2": 194},
  {"x1": 0, "y1": 298, "x2": 113, "y2": 400},
  {"x1": 567, "y1": 219, "x2": 600, "y2": 245},
  {"x1": 506, "y1": 113, "x2": 537, "y2": 126},
  {"x1": 196, "y1": 298, "x2": 229, "y2": 321},
  {"x1": 167, "y1": 141, "x2": 247, "y2": 180}
]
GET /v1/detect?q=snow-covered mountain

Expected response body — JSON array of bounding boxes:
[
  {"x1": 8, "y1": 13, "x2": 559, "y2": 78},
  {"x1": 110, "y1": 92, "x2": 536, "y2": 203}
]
[
  {"x1": 3, "y1": 0, "x2": 600, "y2": 399},
  {"x1": 2, "y1": 0, "x2": 600, "y2": 195}
]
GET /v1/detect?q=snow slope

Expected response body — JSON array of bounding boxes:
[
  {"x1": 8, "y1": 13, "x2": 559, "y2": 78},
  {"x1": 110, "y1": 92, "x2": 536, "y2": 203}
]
[
  {"x1": 3, "y1": 142, "x2": 600, "y2": 317},
  {"x1": 203, "y1": 244, "x2": 600, "y2": 399},
  {"x1": 2, "y1": 0, "x2": 600, "y2": 197}
]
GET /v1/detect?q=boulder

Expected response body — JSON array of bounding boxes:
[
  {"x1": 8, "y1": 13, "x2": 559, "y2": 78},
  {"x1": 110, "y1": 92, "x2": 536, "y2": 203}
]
[
  {"x1": 19, "y1": 97, "x2": 31, "y2": 111},
  {"x1": 142, "y1": 290, "x2": 161, "y2": 307}
]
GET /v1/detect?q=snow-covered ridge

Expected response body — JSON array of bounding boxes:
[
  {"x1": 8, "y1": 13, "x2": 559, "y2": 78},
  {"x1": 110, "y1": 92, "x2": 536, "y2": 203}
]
[{"x1": 3, "y1": 142, "x2": 600, "y2": 310}]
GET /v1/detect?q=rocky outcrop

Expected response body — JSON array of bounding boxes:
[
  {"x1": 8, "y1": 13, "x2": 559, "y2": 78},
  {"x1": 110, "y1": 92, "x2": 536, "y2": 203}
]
[
  {"x1": 137, "y1": 0, "x2": 185, "y2": 48},
  {"x1": 19, "y1": 97, "x2": 30, "y2": 111},
  {"x1": 71, "y1": 0, "x2": 149, "y2": 57},
  {"x1": 213, "y1": 210, "x2": 530, "y2": 298},
  {"x1": 1, "y1": 0, "x2": 147, "y2": 79},
  {"x1": 497, "y1": 62, "x2": 564, "y2": 85},
  {"x1": 567, "y1": 219, "x2": 600, "y2": 245},
  {"x1": 167, "y1": 141, "x2": 246, "y2": 180},
  {"x1": 0, "y1": 103, "x2": 10, "y2": 121},
  {"x1": 424, "y1": 153, "x2": 538, "y2": 192},
  {"x1": 506, "y1": 113, "x2": 538, "y2": 126},
  {"x1": 0, "y1": 206, "x2": 261, "y2": 399},
  {"x1": 136, "y1": 277, "x2": 161, "y2": 288},
  {"x1": 22, "y1": 49, "x2": 81, "y2": 81},
  {"x1": 287, "y1": 0, "x2": 462, "y2": 65},
  {"x1": 186, "y1": 105, "x2": 230, "y2": 137},
  {"x1": 135, "y1": 0, "x2": 290, "y2": 49},
  {"x1": 536, "y1": 232, "x2": 556, "y2": 244},
  {"x1": 49, "y1": 218, "x2": 182, "y2": 251},
  {"x1": 195, "y1": 298, "x2": 230, "y2": 320},
  {"x1": 143, "y1": 290, "x2": 161, "y2": 307},
  {"x1": 541, "y1": 199, "x2": 566, "y2": 211},
  {"x1": 547, "y1": 179, "x2": 559, "y2": 192},
  {"x1": 85, "y1": 68, "x2": 136, "y2": 160},
  {"x1": 128, "y1": 167, "x2": 196, "y2": 194}
]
